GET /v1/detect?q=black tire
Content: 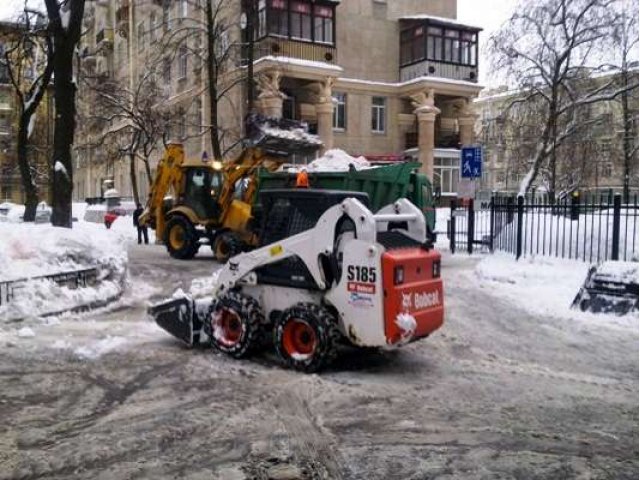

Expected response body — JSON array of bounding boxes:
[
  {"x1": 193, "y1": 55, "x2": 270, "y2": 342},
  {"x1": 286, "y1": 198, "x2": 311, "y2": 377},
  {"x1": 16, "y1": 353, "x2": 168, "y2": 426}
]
[
  {"x1": 207, "y1": 291, "x2": 264, "y2": 358},
  {"x1": 274, "y1": 303, "x2": 341, "y2": 373},
  {"x1": 165, "y1": 215, "x2": 199, "y2": 260},
  {"x1": 213, "y1": 231, "x2": 243, "y2": 263}
]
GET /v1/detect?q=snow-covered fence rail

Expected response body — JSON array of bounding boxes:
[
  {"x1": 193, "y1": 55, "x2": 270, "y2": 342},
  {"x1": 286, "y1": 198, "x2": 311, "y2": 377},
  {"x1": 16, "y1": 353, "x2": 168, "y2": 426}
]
[
  {"x1": 0, "y1": 267, "x2": 99, "y2": 306},
  {"x1": 450, "y1": 193, "x2": 639, "y2": 263}
]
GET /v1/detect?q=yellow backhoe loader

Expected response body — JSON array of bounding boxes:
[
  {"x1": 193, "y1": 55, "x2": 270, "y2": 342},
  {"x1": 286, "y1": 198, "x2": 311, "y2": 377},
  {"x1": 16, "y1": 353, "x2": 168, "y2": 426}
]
[{"x1": 139, "y1": 117, "x2": 321, "y2": 262}]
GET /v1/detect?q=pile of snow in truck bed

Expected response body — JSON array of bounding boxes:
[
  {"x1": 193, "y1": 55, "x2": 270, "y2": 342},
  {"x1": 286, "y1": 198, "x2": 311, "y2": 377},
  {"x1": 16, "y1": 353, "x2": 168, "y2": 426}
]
[{"x1": 306, "y1": 149, "x2": 371, "y2": 172}]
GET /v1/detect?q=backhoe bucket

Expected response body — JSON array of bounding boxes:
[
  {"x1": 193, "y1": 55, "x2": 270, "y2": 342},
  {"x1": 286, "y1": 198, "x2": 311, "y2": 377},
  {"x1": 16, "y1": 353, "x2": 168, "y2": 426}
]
[
  {"x1": 246, "y1": 115, "x2": 323, "y2": 156},
  {"x1": 572, "y1": 262, "x2": 639, "y2": 316},
  {"x1": 149, "y1": 296, "x2": 196, "y2": 346}
]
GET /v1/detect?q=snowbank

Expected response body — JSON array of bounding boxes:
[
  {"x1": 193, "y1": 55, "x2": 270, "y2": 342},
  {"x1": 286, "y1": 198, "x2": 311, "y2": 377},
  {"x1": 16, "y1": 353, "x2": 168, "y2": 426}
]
[
  {"x1": 474, "y1": 253, "x2": 639, "y2": 327},
  {"x1": 306, "y1": 149, "x2": 371, "y2": 172},
  {"x1": 0, "y1": 221, "x2": 129, "y2": 320}
]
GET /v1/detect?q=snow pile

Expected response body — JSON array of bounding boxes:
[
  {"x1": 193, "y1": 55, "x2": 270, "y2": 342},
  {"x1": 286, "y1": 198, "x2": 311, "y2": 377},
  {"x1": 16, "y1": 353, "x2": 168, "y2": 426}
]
[
  {"x1": 474, "y1": 253, "x2": 639, "y2": 325},
  {"x1": 0, "y1": 221, "x2": 128, "y2": 320},
  {"x1": 262, "y1": 126, "x2": 323, "y2": 146},
  {"x1": 74, "y1": 336, "x2": 129, "y2": 360},
  {"x1": 396, "y1": 313, "x2": 417, "y2": 344},
  {"x1": 189, "y1": 270, "x2": 221, "y2": 298},
  {"x1": 593, "y1": 261, "x2": 638, "y2": 285},
  {"x1": 0, "y1": 202, "x2": 25, "y2": 223},
  {"x1": 306, "y1": 149, "x2": 371, "y2": 172}
]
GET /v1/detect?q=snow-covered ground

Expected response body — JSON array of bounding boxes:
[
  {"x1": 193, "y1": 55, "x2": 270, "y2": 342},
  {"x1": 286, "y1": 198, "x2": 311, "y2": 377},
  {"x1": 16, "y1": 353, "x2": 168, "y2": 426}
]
[{"x1": 473, "y1": 253, "x2": 638, "y2": 328}]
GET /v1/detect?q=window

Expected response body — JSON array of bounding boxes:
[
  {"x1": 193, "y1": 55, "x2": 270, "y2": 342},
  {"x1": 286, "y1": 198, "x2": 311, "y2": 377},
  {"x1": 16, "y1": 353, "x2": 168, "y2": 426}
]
[
  {"x1": 401, "y1": 24, "x2": 478, "y2": 67},
  {"x1": 163, "y1": 57, "x2": 171, "y2": 84},
  {"x1": 268, "y1": 0, "x2": 289, "y2": 37},
  {"x1": 313, "y1": 5, "x2": 333, "y2": 44},
  {"x1": 258, "y1": 0, "x2": 267, "y2": 38},
  {"x1": 263, "y1": 0, "x2": 336, "y2": 45},
  {"x1": 163, "y1": 0, "x2": 173, "y2": 29},
  {"x1": 137, "y1": 21, "x2": 145, "y2": 52},
  {"x1": 601, "y1": 162, "x2": 613, "y2": 178},
  {"x1": 290, "y1": 1, "x2": 312, "y2": 40},
  {"x1": 333, "y1": 92, "x2": 346, "y2": 130},
  {"x1": 150, "y1": 12, "x2": 158, "y2": 41},
  {"x1": 178, "y1": 45, "x2": 188, "y2": 79},
  {"x1": 371, "y1": 96, "x2": 386, "y2": 133},
  {"x1": 180, "y1": 0, "x2": 188, "y2": 17},
  {"x1": 433, "y1": 157, "x2": 460, "y2": 196}
]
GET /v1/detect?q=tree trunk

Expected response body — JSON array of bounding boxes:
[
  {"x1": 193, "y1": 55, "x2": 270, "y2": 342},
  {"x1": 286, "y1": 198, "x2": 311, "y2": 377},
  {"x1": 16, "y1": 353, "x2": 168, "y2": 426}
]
[
  {"x1": 205, "y1": 0, "x2": 222, "y2": 160},
  {"x1": 129, "y1": 152, "x2": 140, "y2": 205},
  {"x1": 17, "y1": 113, "x2": 39, "y2": 221},
  {"x1": 47, "y1": 0, "x2": 86, "y2": 228}
]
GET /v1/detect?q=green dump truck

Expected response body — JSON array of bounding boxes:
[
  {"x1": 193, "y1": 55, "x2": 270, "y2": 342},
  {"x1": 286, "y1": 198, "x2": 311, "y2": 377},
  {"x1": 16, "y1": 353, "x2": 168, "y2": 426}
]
[{"x1": 255, "y1": 161, "x2": 436, "y2": 233}]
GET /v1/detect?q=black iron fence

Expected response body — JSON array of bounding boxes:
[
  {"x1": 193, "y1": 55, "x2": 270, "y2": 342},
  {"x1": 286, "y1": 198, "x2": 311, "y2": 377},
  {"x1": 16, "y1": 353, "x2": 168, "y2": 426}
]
[
  {"x1": 449, "y1": 193, "x2": 639, "y2": 262},
  {"x1": 0, "y1": 268, "x2": 98, "y2": 306}
]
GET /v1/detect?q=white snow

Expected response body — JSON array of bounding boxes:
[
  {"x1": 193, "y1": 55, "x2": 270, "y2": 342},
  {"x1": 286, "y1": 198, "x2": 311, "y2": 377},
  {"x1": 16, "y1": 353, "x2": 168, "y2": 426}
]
[
  {"x1": 27, "y1": 114, "x2": 36, "y2": 139},
  {"x1": 396, "y1": 313, "x2": 417, "y2": 337},
  {"x1": 290, "y1": 352, "x2": 312, "y2": 361},
  {"x1": 306, "y1": 149, "x2": 371, "y2": 172},
  {"x1": 399, "y1": 14, "x2": 482, "y2": 31},
  {"x1": 594, "y1": 261, "x2": 638, "y2": 284},
  {"x1": 474, "y1": 253, "x2": 639, "y2": 326},
  {"x1": 261, "y1": 126, "x2": 322, "y2": 145},
  {"x1": 17, "y1": 327, "x2": 35, "y2": 338},
  {"x1": 74, "y1": 336, "x2": 129, "y2": 360},
  {"x1": 0, "y1": 202, "x2": 25, "y2": 223},
  {"x1": 60, "y1": 9, "x2": 71, "y2": 30},
  {"x1": 189, "y1": 270, "x2": 221, "y2": 298},
  {"x1": 253, "y1": 55, "x2": 343, "y2": 73},
  {"x1": 54, "y1": 161, "x2": 69, "y2": 179},
  {"x1": 338, "y1": 75, "x2": 483, "y2": 90}
]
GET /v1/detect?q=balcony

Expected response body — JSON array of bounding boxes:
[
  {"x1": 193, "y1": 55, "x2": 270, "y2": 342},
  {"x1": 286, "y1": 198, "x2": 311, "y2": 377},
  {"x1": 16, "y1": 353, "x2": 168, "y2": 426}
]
[
  {"x1": 116, "y1": 0, "x2": 129, "y2": 37},
  {"x1": 253, "y1": 36, "x2": 338, "y2": 65},
  {"x1": 400, "y1": 61, "x2": 478, "y2": 83}
]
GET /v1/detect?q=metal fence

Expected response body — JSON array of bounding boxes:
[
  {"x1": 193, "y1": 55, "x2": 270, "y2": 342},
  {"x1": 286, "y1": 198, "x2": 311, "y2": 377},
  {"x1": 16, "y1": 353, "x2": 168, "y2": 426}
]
[
  {"x1": 449, "y1": 193, "x2": 639, "y2": 262},
  {"x1": 0, "y1": 268, "x2": 98, "y2": 306}
]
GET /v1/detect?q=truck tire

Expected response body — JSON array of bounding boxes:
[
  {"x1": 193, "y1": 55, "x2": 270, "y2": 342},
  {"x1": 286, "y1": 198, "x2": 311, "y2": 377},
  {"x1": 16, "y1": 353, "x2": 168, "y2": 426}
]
[
  {"x1": 208, "y1": 291, "x2": 264, "y2": 358},
  {"x1": 274, "y1": 303, "x2": 341, "y2": 373},
  {"x1": 213, "y1": 232, "x2": 243, "y2": 263},
  {"x1": 165, "y1": 216, "x2": 199, "y2": 259}
]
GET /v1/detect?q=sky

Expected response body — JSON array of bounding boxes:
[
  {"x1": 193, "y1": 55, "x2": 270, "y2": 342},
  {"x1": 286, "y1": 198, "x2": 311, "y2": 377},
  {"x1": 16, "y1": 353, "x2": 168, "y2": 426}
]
[{"x1": 0, "y1": 0, "x2": 517, "y2": 86}]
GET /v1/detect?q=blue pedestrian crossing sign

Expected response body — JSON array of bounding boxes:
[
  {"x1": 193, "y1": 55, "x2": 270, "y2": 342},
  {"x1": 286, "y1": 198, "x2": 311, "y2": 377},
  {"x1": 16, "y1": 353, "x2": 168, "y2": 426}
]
[{"x1": 461, "y1": 146, "x2": 483, "y2": 178}]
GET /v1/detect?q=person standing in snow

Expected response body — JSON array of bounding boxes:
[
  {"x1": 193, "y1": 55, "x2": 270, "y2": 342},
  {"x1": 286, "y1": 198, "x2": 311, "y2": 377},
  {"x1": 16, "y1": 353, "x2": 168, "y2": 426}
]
[{"x1": 133, "y1": 204, "x2": 148, "y2": 245}]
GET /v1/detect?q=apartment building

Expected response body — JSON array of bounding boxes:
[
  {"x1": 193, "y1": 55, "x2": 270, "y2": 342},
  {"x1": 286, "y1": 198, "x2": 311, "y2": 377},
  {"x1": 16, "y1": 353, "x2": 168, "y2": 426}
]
[
  {"x1": 75, "y1": 0, "x2": 483, "y2": 201},
  {"x1": 0, "y1": 21, "x2": 54, "y2": 204},
  {"x1": 475, "y1": 67, "x2": 639, "y2": 197}
]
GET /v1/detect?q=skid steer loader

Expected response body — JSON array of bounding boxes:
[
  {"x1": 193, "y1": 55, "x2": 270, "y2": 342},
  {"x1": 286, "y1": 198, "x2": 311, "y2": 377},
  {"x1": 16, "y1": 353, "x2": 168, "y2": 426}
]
[{"x1": 149, "y1": 189, "x2": 444, "y2": 372}]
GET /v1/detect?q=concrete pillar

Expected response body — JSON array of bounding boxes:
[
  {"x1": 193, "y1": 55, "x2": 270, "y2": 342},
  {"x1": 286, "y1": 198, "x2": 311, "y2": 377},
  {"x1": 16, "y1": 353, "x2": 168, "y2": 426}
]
[
  {"x1": 261, "y1": 96, "x2": 283, "y2": 118},
  {"x1": 416, "y1": 106, "x2": 440, "y2": 182},
  {"x1": 458, "y1": 116, "x2": 476, "y2": 146},
  {"x1": 315, "y1": 102, "x2": 334, "y2": 154}
]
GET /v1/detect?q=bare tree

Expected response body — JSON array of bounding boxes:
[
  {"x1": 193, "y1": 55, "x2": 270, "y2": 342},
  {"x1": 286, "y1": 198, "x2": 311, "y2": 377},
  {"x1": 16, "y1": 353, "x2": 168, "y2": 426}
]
[
  {"x1": 79, "y1": 69, "x2": 182, "y2": 204},
  {"x1": 153, "y1": 0, "x2": 246, "y2": 160},
  {"x1": 610, "y1": 0, "x2": 639, "y2": 202},
  {"x1": 1, "y1": 7, "x2": 53, "y2": 221},
  {"x1": 489, "y1": 0, "x2": 638, "y2": 199},
  {"x1": 44, "y1": 0, "x2": 86, "y2": 227}
]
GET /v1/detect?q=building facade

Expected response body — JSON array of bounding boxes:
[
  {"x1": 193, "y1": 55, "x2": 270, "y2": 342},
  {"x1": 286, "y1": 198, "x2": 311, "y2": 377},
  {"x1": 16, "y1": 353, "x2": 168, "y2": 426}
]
[
  {"x1": 0, "y1": 21, "x2": 54, "y2": 204},
  {"x1": 75, "y1": 0, "x2": 483, "y2": 202},
  {"x1": 475, "y1": 68, "x2": 640, "y2": 198}
]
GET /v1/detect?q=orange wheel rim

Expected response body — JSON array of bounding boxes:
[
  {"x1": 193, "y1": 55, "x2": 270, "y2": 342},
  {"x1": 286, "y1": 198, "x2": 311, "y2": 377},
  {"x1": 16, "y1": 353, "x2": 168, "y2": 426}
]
[
  {"x1": 282, "y1": 319, "x2": 317, "y2": 358},
  {"x1": 212, "y1": 308, "x2": 243, "y2": 346}
]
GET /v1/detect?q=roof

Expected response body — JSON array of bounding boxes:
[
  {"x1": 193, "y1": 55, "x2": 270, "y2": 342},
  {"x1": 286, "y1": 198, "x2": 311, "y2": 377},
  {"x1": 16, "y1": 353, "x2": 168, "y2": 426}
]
[{"x1": 399, "y1": 15, "x2": 483, "y2": 32}]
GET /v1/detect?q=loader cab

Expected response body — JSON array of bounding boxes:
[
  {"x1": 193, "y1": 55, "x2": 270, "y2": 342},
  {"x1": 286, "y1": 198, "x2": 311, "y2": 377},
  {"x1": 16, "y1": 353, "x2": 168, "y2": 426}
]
[
  {"x1": 182, "y1": 167, "x2": 224, "y2": 220},
  {"x1": 253, "y1": 189, "x2": 370, "y2": 290}
]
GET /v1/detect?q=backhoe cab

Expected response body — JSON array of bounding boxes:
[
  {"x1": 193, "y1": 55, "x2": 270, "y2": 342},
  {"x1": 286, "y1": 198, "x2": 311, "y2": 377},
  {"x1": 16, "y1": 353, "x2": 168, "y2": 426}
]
[{"x1": 139, "y1": 116, "x2": 322, "y2": 262}]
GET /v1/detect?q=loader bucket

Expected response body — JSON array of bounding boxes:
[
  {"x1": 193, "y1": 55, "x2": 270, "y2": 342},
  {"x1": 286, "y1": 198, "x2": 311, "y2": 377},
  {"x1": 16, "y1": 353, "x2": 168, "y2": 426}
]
[
  {"x1": 572, "y1": 262, "x2": 639, "y2": 316},
  {"x1": 148, "y1": 296, "x2": 196, "y2": 346},
  {"x1": 246, "y1": 115, "x2": 323, "y2": 156}
]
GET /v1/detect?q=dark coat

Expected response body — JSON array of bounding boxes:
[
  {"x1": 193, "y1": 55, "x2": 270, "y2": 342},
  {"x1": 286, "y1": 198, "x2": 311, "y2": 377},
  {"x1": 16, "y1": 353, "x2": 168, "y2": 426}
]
[{"x1": 133, "y1": 207, "x2": 143, "y2": 227}]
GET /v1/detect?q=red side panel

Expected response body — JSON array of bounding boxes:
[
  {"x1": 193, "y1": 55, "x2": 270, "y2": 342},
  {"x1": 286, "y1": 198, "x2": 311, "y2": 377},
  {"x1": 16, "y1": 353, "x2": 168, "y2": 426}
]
[{"x1": 382, "y1": 248, "x2": 444, "y2": 345}]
